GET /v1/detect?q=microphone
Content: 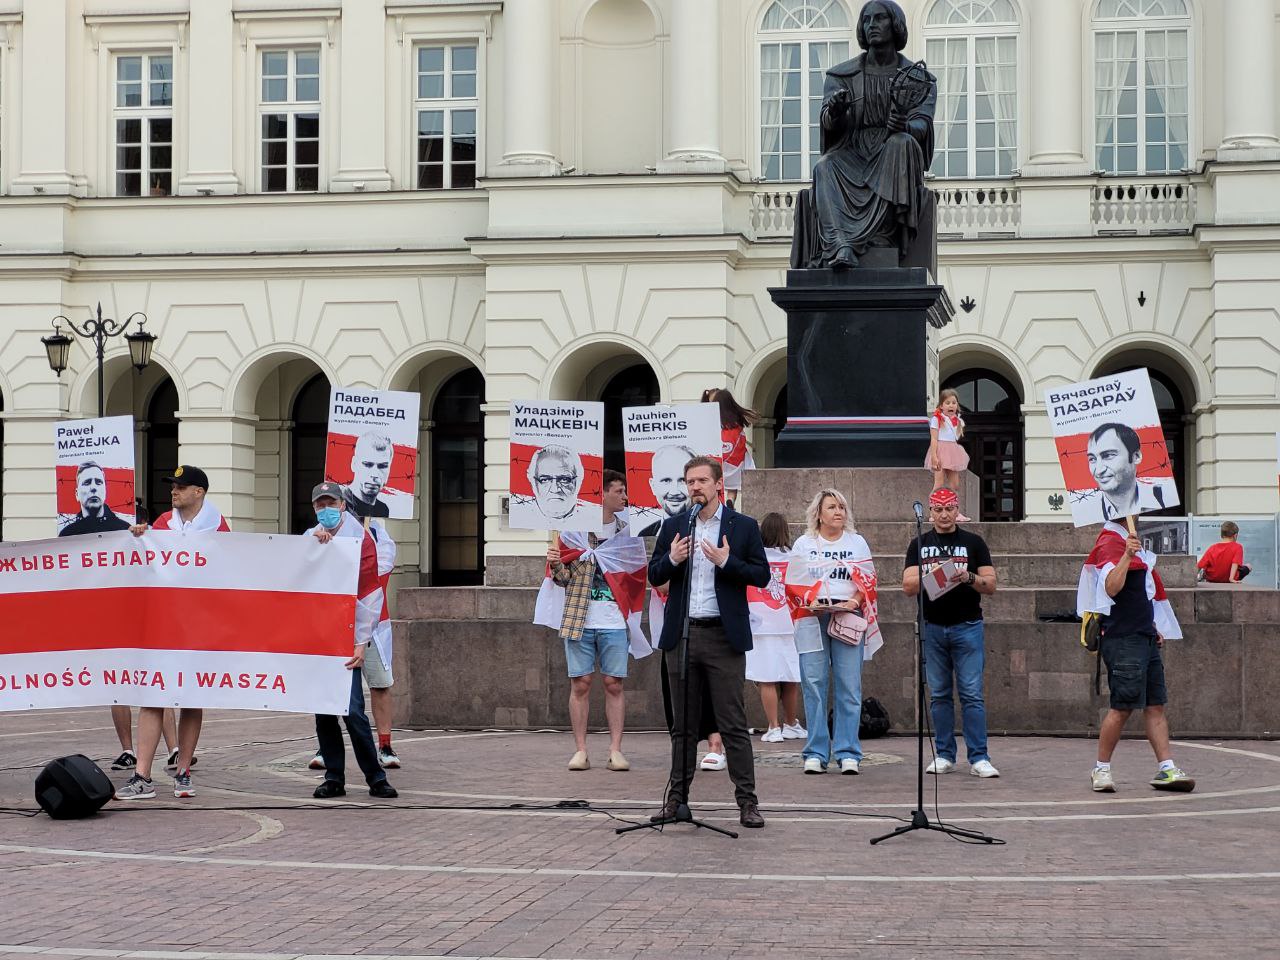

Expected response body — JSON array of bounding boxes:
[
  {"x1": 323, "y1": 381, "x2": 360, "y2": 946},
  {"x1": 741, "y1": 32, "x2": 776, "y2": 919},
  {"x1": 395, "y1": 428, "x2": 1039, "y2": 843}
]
[{"x1": 912, "y1": 500, "x2": 924, "y2": 521}]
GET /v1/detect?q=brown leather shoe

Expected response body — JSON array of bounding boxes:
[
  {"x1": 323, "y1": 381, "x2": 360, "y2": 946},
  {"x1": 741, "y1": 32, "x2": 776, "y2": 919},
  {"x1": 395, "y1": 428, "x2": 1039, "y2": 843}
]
[
  {"x1": 649, "y1": 797, "x2": 683, "y2": 822},
  {"x1": 739, "y1": 802, "x2": 765, "y2": 829}
]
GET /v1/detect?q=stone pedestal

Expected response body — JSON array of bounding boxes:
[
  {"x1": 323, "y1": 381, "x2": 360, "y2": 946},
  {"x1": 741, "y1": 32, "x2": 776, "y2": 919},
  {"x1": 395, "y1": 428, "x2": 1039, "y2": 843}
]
[{"x1": 769, "y1": 268, "x2": 953, "y2": 467}]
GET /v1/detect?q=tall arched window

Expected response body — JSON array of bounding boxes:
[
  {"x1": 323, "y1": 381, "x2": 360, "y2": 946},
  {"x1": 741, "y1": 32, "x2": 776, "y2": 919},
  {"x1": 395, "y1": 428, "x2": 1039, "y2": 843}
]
[
  {"x1": 1093, "y1": 0, "x2": 1190, "y2": 175},
  {"x1": 600, "y1": 363, "x2": 660, "y2": 473},
  {"x1": 941, "y1": 368, "x2": 1024, "y2": 521},
  {"x1": 144, "y1": 379, "x2": 179, "y2": 525},
  {"x1": 290, "y1": 374, "x2": 331, "y2": 534},
  {"x1": 431, "y1": 367, "x2": 485, "y2": 586},
  {"x1": 924, "y1": 0, "x2": 1019, "y2": 178},
  {"x1": 758, "y1": 0, "x2": 852, "y2": 181}
]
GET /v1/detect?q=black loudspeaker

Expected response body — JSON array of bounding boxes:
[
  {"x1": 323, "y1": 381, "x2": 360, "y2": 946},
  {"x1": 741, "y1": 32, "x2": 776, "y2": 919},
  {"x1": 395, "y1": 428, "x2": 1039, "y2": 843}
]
[{"x1": 35, "y1": 755, "x2": 114, "y2": 819}]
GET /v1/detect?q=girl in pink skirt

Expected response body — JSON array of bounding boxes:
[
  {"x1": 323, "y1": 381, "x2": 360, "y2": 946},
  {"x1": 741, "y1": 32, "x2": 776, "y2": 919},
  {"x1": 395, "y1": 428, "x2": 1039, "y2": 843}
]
[{"x1": 925, "y1": 388, "x2": 972, "y2": 522}]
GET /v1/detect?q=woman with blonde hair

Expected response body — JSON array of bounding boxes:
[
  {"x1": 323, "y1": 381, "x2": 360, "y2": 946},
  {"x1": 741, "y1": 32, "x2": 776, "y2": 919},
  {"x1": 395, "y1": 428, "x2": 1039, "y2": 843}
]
[{"x1": 791, "y1": 488, "x2": 876, "y2": 775}]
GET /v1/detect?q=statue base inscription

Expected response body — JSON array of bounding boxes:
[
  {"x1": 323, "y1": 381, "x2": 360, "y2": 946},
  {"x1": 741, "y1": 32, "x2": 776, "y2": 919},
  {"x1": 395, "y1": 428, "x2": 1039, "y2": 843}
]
[{"x1": 769, "y1": 267, "x2": 953, "y2": 468}]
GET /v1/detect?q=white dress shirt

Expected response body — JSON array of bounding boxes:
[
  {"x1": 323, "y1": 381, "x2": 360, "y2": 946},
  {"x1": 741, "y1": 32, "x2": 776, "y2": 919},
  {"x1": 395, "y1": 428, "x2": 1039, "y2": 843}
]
[{"x1": 688, "y1": 502, "x2": 724, "y2": 618}]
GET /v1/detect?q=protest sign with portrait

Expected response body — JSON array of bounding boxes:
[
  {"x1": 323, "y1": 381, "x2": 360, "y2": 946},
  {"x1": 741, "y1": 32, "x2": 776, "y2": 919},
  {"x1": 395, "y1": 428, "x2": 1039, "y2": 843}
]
[
  {"x1": 509, "y1": 401, "x2": 604, "y2": 532},
  {"x1": 324, "y1": 387, "x2": 421, "y2": 520},
  {"x1": 622, "y1": 403, "x2": 721, "y2": 537},
  {"x1": 1044, "y1": 369, "x2": 1179, "y2": 528},
  {"x1": 54, "y1": 416, "x2": 136, "y2": 537}
]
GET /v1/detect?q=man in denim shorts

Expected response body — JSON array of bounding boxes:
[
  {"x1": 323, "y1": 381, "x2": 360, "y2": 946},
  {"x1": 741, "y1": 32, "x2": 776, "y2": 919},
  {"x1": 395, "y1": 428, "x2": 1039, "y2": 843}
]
[
  {"x1": 546, "y1": 470, "x2": 636, "y2": 773},
  {"x1": 1088, "y1": 526, "x2": 1195, "y2": 794}
]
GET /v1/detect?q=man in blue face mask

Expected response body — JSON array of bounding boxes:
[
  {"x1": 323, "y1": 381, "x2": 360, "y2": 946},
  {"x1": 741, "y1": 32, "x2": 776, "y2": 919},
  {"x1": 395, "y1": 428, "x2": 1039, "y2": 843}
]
[{"x1": 308, "y1": 481, "x2": 397, "y2": 800}]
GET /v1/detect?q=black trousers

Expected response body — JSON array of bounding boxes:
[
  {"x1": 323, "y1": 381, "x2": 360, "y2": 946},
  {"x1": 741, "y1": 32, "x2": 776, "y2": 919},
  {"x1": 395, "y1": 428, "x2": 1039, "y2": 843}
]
[
  {"x1": 665, "y1": 622, "x2": 757, "y2": 807},
  {"x1": 315, "y1": 668, "x2": 386, "y2": 788}
]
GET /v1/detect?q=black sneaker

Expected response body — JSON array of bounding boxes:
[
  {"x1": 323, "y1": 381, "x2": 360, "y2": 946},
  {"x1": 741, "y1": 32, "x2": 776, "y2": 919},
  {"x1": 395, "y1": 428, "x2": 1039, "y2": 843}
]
[
  {"x1": 166, "y1": 748, "x2": 179, "y2": 770},
  {"x1": 111, "y1": 750, "x2": 137, "y2": 771},
  {"x1": 369, "y1": 781, "x2": 398, "y2": 799},
  {"x1": 313, "y1": 781, "x2": 346, "y2": 799}
]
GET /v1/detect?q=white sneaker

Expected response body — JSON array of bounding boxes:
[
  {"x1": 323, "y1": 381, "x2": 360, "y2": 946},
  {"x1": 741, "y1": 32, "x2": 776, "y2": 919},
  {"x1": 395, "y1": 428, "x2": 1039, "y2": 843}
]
[
  {"x1": 839, "y1": 758, "x2": 860, "y2": 775},
  {"x1": 781, "y1": 722, "x2": 808, "y2": 740},
  {"x1": 969, "y1": 759, "x2": 1000, "y2": 779},
  {"x1": 760, "y1": 727, "x2": 784, "y2": 743},
  {"x1": 803, "y1": 756, "x2": 827, "y2": 774},
  {"x1": 699, "y1": 751, "x2": 726, "y2": 771},
  {"x1": 925, "y1": 758, "x2": 956, "y2": 775},
  {"x1": 1091, "y1": 766, "x2": 1116, "y2": 792}
]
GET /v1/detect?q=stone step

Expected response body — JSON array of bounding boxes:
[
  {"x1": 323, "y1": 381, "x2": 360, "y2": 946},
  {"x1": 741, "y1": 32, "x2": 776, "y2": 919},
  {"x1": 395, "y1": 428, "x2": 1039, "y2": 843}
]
[
  {"x1": 740, "y1": 467, "x2": 981, "y2": 523},
  {"x1": 820, "y1": 521, "x2": 1106, "y2": 556}
]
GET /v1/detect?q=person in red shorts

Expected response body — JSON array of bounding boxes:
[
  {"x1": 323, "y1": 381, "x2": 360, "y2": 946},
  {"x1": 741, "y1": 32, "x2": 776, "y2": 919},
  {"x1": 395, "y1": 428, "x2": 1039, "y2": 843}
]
[{"x1": 1197, "y1": 521, "x2": 1251, "y2": 583}]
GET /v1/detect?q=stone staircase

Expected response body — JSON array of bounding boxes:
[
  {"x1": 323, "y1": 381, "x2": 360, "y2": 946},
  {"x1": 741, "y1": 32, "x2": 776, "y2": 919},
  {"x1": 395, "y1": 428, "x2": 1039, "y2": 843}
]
[{"x1": 391, "y1": 468, "x2": 1280, "y2": 737}]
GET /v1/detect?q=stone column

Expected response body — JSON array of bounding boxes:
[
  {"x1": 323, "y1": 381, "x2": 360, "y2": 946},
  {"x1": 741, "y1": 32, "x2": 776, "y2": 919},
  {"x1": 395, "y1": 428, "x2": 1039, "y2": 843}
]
[
  {"x1": 177, "y1": 0, "x2": 239, "y2": 195},
  {"x1": 332, "y1": 0, "x2": 392, "y2": 191},
  {"x1": 493, "y1": 0, "x2": 561, "y2": 176},
  {"x1": 659, "y1": 0, "x2": 726, "y2": 172},
  {"x1": 1219, "y1": 0, "x2": 1280, "y2": 159},
  {"x1": 11, "y1": 0, "x2": 84, "y2": 195},
  {"x1": 1020, "y1": 0, "x2": 1090, "y2": 177}
]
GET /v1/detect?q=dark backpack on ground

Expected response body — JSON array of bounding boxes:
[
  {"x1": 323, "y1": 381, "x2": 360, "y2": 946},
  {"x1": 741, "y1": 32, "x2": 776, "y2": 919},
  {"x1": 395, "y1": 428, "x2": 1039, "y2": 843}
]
[{"x1": 859, "y1": 697, "x2": 891, "y2": 738}]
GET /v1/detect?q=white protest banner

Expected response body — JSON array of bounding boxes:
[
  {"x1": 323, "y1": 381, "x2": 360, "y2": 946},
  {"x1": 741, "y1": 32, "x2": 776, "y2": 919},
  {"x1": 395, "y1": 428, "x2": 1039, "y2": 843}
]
[
  {"x1": 325, "y1": 387, "x2": 421, "y2": 520},
  {"x1": 509, "y1": 401, "x2": 604, "y2": 532},
  {"x1": 55, "y1": 415, "x2": 136, "y2": 537},
  {"x1": 622, "y1": 403, "x2": 721, "y2": 536},
  {"x1": 1044, "y1": 368, "x2": 1179, "y2": 528},
  {"x1": 0, "y1": 531, "x2": 359, "y2": 715}
]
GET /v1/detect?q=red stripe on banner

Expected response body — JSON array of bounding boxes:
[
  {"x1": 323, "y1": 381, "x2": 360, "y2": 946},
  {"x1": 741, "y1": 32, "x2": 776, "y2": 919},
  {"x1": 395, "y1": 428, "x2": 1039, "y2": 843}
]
[
  {"x1": 1054, "y1": 425, "x2": 1172, "y2": 490},
  {"x1": 1, "y1": 587, "x2": 354, "y2": 657}
]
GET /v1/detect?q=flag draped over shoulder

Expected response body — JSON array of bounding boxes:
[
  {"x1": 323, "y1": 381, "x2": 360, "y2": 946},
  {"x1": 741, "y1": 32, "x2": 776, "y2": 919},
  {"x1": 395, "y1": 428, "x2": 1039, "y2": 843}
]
[
  {"x1": 782, "y1": 552, "x2": 883, "y2": 660},
  {"x1": 746, "y1": 548, "x2": 796, "y2": 636},
  {"x1": 533, "y1": 530, "x2": 653, "y2": 659},
  {"x1": 1078, "y1": 521, "x2": 1182, "y2": 639}
]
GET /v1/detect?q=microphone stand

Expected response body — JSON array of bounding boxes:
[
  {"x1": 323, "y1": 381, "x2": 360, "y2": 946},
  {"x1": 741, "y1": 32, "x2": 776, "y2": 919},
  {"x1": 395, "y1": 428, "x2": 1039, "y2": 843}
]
[
  {"x1": 871, "y1": 502, "x2": 998, "y2": 846},
  {"x1": 617, "y1": 499, "x2": 737, "y2": 839}
]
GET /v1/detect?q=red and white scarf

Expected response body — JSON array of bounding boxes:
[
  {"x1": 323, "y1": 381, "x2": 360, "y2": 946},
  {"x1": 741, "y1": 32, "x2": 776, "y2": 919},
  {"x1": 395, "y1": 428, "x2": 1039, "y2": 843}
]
[
  {"x1": 1077, "y1": 521, "x2": 1182, "y2": 639},
  {"x1": 782, "y1": 551, "x2": 883, "y2": 660},
  {"x1": 746, "y1": 547, "x2": 797, "y2": 636},
  {"x1": 533, "y1": 528, "x2": 653, "y2": 659},
  {"x1": 152, "y1": 501, "x2": 230, "y2": 533}
]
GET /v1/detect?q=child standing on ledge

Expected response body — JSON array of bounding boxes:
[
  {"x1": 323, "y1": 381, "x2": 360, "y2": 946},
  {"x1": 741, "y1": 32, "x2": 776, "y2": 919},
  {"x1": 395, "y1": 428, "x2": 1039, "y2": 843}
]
[{"x1": 925, "y1": 388, "x2": 972, "y2": 523}]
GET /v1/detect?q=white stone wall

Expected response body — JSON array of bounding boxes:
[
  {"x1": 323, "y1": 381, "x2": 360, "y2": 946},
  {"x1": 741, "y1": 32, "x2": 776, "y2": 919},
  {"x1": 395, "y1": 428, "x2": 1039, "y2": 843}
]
[{"x1": 0, "y1": 0, "x2": 1278, "y2": 584}]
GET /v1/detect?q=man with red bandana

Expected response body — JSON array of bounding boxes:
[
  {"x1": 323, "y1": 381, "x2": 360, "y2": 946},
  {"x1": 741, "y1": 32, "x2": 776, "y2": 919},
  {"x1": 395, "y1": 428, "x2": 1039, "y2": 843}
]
[{"x1": 902, "y1": 488, "x2": 1001, "y2": 779}]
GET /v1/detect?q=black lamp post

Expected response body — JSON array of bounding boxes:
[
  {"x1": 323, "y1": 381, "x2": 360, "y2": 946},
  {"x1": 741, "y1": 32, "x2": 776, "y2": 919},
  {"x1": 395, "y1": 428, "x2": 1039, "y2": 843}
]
[{"x1": 42, "y1": 302, "x2": 157, "y2": 418}]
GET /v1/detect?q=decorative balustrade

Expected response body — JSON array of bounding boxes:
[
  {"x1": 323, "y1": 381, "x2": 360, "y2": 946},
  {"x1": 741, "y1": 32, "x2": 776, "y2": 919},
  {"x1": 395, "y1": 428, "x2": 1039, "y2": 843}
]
[{"x1": 1091, "y1": 179, "x2": 1198, "y2": 235}]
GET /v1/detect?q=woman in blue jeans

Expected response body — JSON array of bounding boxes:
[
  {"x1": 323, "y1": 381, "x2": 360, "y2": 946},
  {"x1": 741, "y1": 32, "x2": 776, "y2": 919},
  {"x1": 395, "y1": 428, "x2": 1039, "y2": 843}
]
[{"x1": 791, "y1": 488, "x2": 876, "y2": 775}]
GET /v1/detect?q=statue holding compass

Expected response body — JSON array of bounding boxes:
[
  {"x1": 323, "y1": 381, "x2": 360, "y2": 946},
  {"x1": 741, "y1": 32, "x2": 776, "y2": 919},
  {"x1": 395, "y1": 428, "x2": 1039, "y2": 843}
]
[{"x1": 791, "y1": 1, "x2": 937, "y2": 270}]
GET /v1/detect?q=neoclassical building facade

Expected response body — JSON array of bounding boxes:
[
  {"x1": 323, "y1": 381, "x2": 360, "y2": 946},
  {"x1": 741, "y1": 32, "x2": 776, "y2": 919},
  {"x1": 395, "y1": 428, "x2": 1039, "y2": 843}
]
[{"x1": 1, "y1": 0, "x2": 1278, "y2": 590}]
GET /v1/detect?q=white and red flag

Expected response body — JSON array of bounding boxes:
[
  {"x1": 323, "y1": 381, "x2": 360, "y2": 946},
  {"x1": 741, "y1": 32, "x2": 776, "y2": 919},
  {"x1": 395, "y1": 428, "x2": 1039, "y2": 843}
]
[
  {"x1": 533, "y1": 528, "x2": 653, "y2": 659},
  {"x1": 783, "y1": 554, "x2": 883, "y2": 659},
  {"x1": 747, "y1": 547, "x2": 796, "y2": 636},
  {"x1": 1077, "y1": 521, "x2": 1182, "y2": 639},
  {"x1": 0, "y1": 530, "x2": 361, "y2": 714}
]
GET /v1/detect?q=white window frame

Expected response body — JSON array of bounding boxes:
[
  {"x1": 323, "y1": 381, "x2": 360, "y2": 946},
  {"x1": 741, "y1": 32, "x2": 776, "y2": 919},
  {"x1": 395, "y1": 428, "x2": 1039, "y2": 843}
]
[
  {"x1": 257, "y1": 45, "x2": 323, "y2": 194},
  {"x1": 394, "y1": 23, "x2": 488, "y2": 192},
  {"x1": 755, "y1": 0, "x2": 854, "y2": 183},
  {"x1": 111, "y1": 50, "x2": 176, "y2": 198},
  {"x1": 922, "y1": 0, "x2": 1020, "y2": 180},
  {"x1": 1091, "y1": 0, "x2": 1192, "y2": 176},
  {"x1": 412, "y1": 40, "x2": 481, "y2": 190}
]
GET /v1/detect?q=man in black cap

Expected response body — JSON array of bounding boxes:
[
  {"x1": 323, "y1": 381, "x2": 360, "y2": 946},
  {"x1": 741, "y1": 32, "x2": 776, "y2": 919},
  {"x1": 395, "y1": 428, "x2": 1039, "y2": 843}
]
[
  {"x1": 115, "y1": 465, "x2": 229, "y2": 801},
  {"x1": 59, "y1": 462, "x2": 131, "y2": 537}
]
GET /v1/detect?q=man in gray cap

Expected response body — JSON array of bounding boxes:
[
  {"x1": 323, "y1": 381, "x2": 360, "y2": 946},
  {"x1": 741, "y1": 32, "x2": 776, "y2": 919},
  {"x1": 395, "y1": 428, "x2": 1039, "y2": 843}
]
[{"x1": 307, "y1": 481, "x2": 397, "y2": 799}]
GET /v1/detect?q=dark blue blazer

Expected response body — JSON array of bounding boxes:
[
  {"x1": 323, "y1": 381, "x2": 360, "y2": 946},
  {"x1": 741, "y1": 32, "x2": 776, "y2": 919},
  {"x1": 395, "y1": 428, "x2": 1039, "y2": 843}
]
[{"x1": 648, "y1": 504, "x2": 771, "y2": 653}]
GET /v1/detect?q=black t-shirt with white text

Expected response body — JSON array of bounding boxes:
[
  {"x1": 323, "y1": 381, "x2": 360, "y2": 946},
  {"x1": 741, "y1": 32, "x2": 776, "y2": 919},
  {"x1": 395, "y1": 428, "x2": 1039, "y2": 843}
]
[{"x1": 904, "y1": 528, "x2": 993, "y2": 626}]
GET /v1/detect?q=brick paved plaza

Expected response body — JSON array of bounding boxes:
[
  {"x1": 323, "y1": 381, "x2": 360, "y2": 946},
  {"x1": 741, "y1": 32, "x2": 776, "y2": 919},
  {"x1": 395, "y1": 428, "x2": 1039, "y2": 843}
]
[{"x1": 2, "y1": 708, "x2": 1278, "y2": 960}]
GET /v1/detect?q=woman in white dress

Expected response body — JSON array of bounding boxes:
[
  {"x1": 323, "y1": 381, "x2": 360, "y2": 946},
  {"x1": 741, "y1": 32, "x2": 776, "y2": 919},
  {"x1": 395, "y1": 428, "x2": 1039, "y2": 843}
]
[{"x1": 746, "y1": 513, "x2": 806, "y2": 743}]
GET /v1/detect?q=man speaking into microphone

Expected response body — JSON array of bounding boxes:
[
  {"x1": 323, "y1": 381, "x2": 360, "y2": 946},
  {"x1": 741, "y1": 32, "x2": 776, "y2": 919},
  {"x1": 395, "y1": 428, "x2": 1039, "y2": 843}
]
[{"x1": 648, "y1": 456, "x2": 770, "y2": 828}]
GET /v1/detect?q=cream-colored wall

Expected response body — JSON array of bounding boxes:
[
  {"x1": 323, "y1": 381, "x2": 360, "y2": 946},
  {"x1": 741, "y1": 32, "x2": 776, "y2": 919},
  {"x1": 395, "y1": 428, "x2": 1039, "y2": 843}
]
[{"x1": 1, "y1": 0, "x2": 1278, "y2": 587}]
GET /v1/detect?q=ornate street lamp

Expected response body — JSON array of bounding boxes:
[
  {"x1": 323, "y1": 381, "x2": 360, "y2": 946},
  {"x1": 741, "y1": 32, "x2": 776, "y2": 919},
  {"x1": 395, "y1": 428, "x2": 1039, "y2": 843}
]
[{"x1": 43, "y1": 303, "x2": 155, "y2": 417}]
